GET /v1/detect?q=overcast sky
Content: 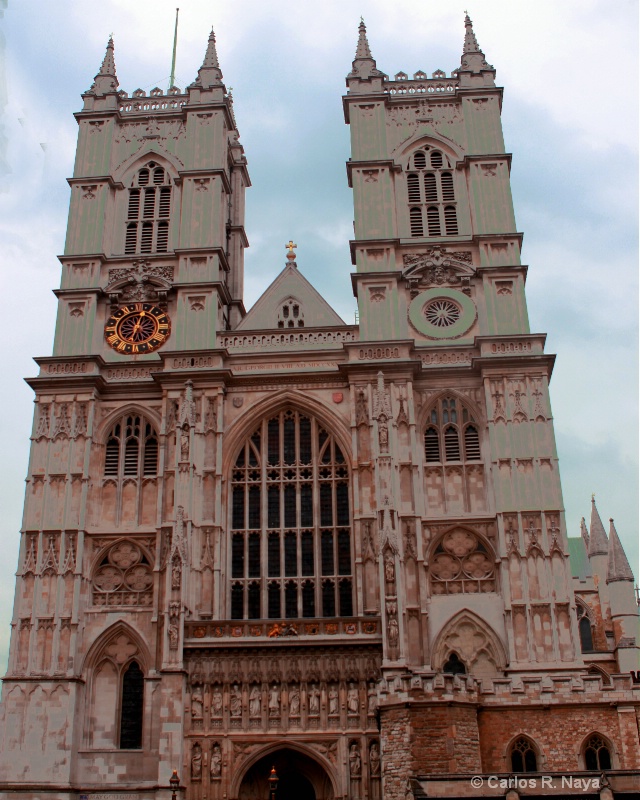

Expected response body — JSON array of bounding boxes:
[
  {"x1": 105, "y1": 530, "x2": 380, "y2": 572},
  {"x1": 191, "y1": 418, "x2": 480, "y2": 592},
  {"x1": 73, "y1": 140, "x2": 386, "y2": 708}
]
[{"x1": 0, "y1": 0, "x2": 637, "y2": 673}]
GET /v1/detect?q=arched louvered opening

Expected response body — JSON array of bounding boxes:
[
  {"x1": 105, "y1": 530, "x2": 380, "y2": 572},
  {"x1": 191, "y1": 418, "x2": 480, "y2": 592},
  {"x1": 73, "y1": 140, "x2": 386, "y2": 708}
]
[
  {"x1": 510, "y1": 737, "x2": 538, "y2": 773},
  {"x1": 125, "y1": 161, "x2": 172, "y2": 255},
  {"x1": 119, "y1": 660, "x2": 144, "y2": 749},
  {"x1": 410, "y1": 207, "x2": 424, "y2": 237},
  {"x1": 103, "y1": 415, "x2": 159, "y2": 479},
  {"x1": 441, "y1": 171, "x2": 455, "y2": 201},
  {"x1": 407, "y1": 173, "x2": 420, "y2": 202},
  {"x1": 105, "y1": 428, "x2": 121, "y2": 475},
  {"x1": 423, "y1": 397, "x2": 486, "y2": 514},
  {"x1": 444, "y1": 426, "x2": 461, "y2": 461},
  {"x1": 230, "y1": 409, "x2": 353, "y2": 620},
  {"x1": 584, "y1": 734, "x2": 612, "y2": 770},
  {"x1": 405, "y1": 147, "x2": 458, "y2": 238},
  {"x1": 427, "y1": 206, "x2": 441, "y2": 236},
  {"x1": 424, "y1": 427, "x2": 440, "y2": 462},
  {"x1": 464, "y1": 425, "x2": 481, "y2": 461},
  {"x1": 444, "y1": 205, "x2": 458, "y2": 235}
]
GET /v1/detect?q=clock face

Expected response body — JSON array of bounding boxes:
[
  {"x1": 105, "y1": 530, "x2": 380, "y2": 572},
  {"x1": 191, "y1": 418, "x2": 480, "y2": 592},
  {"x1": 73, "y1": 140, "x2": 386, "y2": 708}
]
[{"x1": 105, "y1": 303, "x2": 171, "y2": 354}]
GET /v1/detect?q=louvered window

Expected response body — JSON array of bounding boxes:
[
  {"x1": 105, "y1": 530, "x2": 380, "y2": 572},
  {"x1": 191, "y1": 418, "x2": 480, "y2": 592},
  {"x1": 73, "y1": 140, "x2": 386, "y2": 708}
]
[
  {"x1": 104, "y1": 413, "x2": 159, "y2": 479},
  {"x1": 230, "y1": 409, "x2": 353, "y2": 620},
  {"x1": 125, "y1": 162, "x2": 172, "y2": 254},
  {"x1": 423, "y1": 397, "x2": 482, "y2": 465},
  {"x1": 406, "y1": 147, "x2": 459, "y2": 238}
]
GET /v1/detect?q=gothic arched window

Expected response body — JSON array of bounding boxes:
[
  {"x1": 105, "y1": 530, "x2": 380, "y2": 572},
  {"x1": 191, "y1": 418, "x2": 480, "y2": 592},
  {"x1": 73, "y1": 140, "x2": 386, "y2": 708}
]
[
  {"x1": 125, "y1": 162, "x2": 172, "y2": 255},
  {"x1": 101, "y1": 412, "x2": 159, "y2": 527},
  {"x1": 120, "y1": 660, "x2": 144, "y2": 749},
  {"x1": 230, "y1": 409, "x2": 353, "y2": 620},
  {"x1": 442, "y1": 652, "x2": 466, "y2": 675},
  {"x1": 406, "y1": 147, "x2": 459, "y2": 238},
  {"x1": 576, "y1": 602, "x2": 595, "y2": 653},
  {"x1": 510, "y1": 736, "x2": 538, "y2": 772},
  {"x1": 583, "y1": 734, "x2": 612, "y2": 770},
  {"x1": 424, "y1": 397, "x2": 481, "y2": 464}
]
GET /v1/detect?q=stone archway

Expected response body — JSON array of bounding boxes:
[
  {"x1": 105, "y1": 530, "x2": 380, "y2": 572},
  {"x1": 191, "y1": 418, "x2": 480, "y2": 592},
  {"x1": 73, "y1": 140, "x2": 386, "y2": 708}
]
[{"x1": 238, "y1": 747, "x2": 335, "y2": 800}]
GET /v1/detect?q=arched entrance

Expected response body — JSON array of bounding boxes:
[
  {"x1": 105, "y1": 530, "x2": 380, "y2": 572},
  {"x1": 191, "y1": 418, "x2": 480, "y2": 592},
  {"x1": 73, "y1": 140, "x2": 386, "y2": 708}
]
[{"x1": 238, "y1": 747, "x2": 335, "y2": 800}]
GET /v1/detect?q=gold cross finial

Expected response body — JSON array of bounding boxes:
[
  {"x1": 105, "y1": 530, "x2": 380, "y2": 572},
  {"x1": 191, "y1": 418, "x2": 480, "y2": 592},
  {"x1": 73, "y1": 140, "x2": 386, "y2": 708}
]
[{"x1": 285, "y1": 240, "x2": 298, "y2": 264}]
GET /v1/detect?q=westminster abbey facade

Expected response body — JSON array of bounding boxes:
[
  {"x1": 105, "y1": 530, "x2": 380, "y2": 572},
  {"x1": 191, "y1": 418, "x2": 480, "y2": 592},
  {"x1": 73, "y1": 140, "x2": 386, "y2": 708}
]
[{"x1": 0, "y1": 16, "x2": 638, "y2": 800}]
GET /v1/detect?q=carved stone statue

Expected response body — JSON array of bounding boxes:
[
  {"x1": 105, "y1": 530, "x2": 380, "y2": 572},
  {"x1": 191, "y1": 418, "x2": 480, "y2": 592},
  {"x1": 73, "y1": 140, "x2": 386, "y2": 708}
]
[
  {"x1": 328, "y1": 684, "x2": 339, "y2": 716},
  {"x1": 168, "y1": 624, "x2": 179, "y2": 650},
  {"x1": 171, "y1": 557, "x2": 181, "y2": 590},
  {"x1": 349, "y1": 742, "x2": 362, "y2": 777},
  {"x1": 268, "y1": 683, "x2": 280, "y2": 716},
  {"x1": 249, "y1": 685, "x2": 261, "y2": 717},
  {"x1": 289, "y1": 683, "x2": 300, "y2": 716},
  {"x1": 191, "y1": 685, "x2": 203, "y2": 719},
  {"x1": 387, "y1": 613, "x2": 399, "y2": 647},
  {"x1": 180, "y1": 424, "x2": 190, "y2": 461},
  {"x1": 384, "y1": 551, "x2": 395, "y2": 583},
  {"x1": 230, "y1": 684, "x2": 242, "y2": 717},
  {"x1": 210, "y1": 743, "x2": 222, "y2": 778},
  {"x1": 191, "y1": 742, "x2": 202, "y2": 780},
  {"x1": 211, "y1": 686, "x2": 223, "y2": 716},
  {"x1": 367, "y1": 682, "x2": 378, "y2": 715},
  {"x1": 370, "y1": 741, "x2": 381, "y2": 776},
  {"x1": 308, "y1": 683, "x2": 320, "y2": 715},
  {"x1": 347, "y1": 682, "x2": 359, "y2": 714}
]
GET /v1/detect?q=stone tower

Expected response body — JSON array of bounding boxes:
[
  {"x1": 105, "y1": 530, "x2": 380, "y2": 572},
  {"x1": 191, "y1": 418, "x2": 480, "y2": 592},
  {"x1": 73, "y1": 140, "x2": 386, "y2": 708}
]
[{"x1": 0, "y1": 17, "x2": 638, "y2": 800}]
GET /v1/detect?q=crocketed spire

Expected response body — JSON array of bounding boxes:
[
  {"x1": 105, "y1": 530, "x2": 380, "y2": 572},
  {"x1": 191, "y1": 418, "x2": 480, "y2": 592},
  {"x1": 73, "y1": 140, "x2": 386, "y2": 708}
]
[
  {"x1": 355, "y1": 18, "x2": 372, "y2": 59},
  {"x1": 587, "y1": 496, "x2": 609, "y2": 557},
  {"x1": 458, "y1": 13, "x2": 494, "y2": 75},
  {"x1": 580, "y1": 517, "x2": 590, "y2": 549},
  {"x1": 347, "y1": 18, "x2": 385, "y2": 81},
  {"x1": 607, "y1": 519, "x2": 634, "y2": 582},
  {"x1": 91, "y1": 36, "x2": 119, "y2": 95},
  {"x1": 194, "y1": 28, "x2": 223, "y2": 89}
]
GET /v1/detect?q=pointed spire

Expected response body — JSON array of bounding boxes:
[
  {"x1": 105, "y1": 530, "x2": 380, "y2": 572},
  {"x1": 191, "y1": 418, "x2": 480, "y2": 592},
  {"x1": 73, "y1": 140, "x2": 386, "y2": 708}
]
[
  {"x1": 588, "y1": 496, "x2": 609, "y2": 557},
  {"x1": 347, "y1": 18, "x2": 385, "y2": 82},
  {"x1": 458, "y1": 13, "x2": 494, "y2": 76},
  {"x1": 194, "y1": 28, "x2": 223, "y2": 89},
  {"x1": 91, "y1": 36, "x2": 119, "y2": 95},
  {"x1": 355, "y1": 18, "x2": 372, "y2": 59},
  {"x1": 463, "y1": 13, "x2": 482, "y2": 54},
  {"x1": 607, "y1": 519, "x2": 634, "y2": 582},
  {"x1": 580, "y1": 517, "x2": 590, "y2": 548}
]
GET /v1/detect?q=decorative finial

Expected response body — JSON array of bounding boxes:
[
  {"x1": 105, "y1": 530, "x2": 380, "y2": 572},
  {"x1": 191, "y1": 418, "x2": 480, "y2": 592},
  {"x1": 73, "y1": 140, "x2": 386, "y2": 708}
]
[
  {"x1": 355, "y1": 18, "x2": 372, "y2": 59},
  {"x1": 192, "y1": 27, "x2": 223, "y2": 89},
  {"x1": 592, "y1": 492, "x2": 596, "y2": 502},
  {"x1": 286, "y1": 240, "x2": 297, "y2": 266}
]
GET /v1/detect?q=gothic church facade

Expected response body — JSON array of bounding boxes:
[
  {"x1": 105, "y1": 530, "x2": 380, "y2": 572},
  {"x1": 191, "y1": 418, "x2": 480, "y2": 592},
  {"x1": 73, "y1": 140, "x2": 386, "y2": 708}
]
[{"x1": 0, "y1": 17, "x2": 638, "y2": 800}]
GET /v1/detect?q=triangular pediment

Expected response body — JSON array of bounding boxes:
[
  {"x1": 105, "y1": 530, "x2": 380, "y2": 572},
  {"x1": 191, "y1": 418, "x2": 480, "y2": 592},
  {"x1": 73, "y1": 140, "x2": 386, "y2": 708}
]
[{"x1": 235, "y1": 264, "x2": 346, "y2": 330}]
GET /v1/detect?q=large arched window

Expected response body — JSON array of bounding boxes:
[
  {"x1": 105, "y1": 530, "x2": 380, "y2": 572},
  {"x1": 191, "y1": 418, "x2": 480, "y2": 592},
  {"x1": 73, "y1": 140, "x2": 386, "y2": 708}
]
[
  {"x1": 423, "y1": 395, "x2": 485, "y2": 514},
  {"x1": 406, "y1": 147, "x2": 458, "y2": 238},
  {"x1": 510, "y1": 736, "x2": 538, "y2": 772},
  {"x1": 101, "y1": 412, "x2": 159, "y2": 527},
  {"x1": 124, "y1": 162, "x2": 172, "y2": 255},
  {"x1": 229, "y1": 409, "x2": 353, "y2": 620}
]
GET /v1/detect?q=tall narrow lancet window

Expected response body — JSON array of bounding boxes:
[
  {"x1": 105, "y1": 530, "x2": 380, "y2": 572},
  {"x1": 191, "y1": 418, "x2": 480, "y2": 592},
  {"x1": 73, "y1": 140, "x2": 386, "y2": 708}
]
[
  {"x1": 119, "y1": 660, "x2": 144, "y2": 749},
  {"x1": 406, "y1": 147, "x2": 459, "y2": 238},
  {"x1": 230, "y1": 409, "x2": 353, "y2": 620},
  {"x1": 125, "y1": 162, "x2": 172, "y2": 254}
]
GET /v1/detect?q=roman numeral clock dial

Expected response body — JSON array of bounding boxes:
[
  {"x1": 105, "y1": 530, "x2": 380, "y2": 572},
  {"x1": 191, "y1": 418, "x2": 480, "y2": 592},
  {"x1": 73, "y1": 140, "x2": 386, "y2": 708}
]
[{"x1": 104, "y1": 303, "x2": 171, "y2": 354}]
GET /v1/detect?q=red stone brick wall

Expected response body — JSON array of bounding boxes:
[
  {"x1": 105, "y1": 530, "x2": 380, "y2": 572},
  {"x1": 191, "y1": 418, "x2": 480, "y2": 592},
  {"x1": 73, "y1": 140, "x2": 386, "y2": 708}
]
[
  {"x1": 409, "y1": 703, "x2": 481, "y2": 774},
  {"x1": 478, "y1": 705, "x2": 633, "y2": 771}
]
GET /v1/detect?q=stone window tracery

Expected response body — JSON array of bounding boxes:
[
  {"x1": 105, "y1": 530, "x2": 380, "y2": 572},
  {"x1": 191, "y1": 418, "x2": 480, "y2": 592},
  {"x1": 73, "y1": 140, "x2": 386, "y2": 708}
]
[
  {"x1": 105, "y1": 413, "x2": 158, "y2": 478},
  {"x1": 92, "y1": 540, "x2": 153, "y2": 607},
  {"x1": 424, "y1": 397, "x2": 481, "y2": 464},
  {"x1": 277, "y1": 298, "x2": 305, "y2": 328},
  {"x1": 406, "y1": 147, "x2": 458, "y2": 238},
  {"x1": 510, "y1": 736, "x2": 538, "y2": 772},
  {"x1": 125, "y1": 162, "x2": 172, "y2": 255},
  {"x1": 230, "y1": 409, "x2": 353, "y2": 620},
  {"x1": 583, "y1": 734, "x2": 612, "y2": 770},
  {"x1": 429, "y1": 528, "x2": 495, "y2": 595}
]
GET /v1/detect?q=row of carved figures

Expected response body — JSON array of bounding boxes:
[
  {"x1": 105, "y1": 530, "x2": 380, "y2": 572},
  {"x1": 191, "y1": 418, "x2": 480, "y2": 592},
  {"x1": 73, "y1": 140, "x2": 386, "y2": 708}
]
[{"x1": 190, "y1": 681, "x2": 378, "y2": 720}]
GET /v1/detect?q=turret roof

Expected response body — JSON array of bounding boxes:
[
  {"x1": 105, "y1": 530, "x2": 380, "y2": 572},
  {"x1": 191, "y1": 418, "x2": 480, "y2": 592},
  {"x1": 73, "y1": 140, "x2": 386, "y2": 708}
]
[
  {"x1": 607, "y1": 519, "x2": 634, "y2": 582},
  {"x1": 588, "y1": 496, "x2": 609, "y2": 557}
]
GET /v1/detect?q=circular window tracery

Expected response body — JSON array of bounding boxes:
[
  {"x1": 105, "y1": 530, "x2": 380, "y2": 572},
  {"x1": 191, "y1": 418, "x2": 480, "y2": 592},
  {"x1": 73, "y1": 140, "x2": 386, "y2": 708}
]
[
  {"x1": 424, "y1": 298, "x2": 461, "y2": 327},
  {"x1": 93, "y1": 541, "x2": 153, "y2": 607},
  {"x1": 430, "y1": 529, "x2": 495, "y2": 595}
]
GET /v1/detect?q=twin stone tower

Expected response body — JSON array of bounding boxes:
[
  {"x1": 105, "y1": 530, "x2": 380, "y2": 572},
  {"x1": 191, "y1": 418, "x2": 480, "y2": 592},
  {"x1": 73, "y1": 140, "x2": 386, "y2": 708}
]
[{"x1": 0, "y1": 17, "x2": 638, "y2": 800}]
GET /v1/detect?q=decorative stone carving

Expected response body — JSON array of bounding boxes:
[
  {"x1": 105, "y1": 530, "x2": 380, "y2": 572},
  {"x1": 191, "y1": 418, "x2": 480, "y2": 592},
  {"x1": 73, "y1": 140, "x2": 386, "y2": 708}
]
[
  {"x1": 308, "y1": 683, "x2": 320, "y2": 715},
  {"x1": 356, "y1": 388, "x2": 369, "y2": 427},
  {"x1": 52, "y1": 403, "x2": 72, "y2": 440},
  {"x1": 210, "y1": 742, "x2": 222, "y2": 777},
  {"x1": 402, "y1": 247, "x2": 475, "y2": 290},
  {"x1": 349, "y1": 742, "x2": 362, "y2": 777},
  {"x1": 289, "y1": 683, "x2": 301, "y2": 716},
  {"x1": 249, "y1": 684, "x2": 261, "y2": 717},
  {"x1": 429, "y1": 527, "x2": 495, "y2": 595},
  {"x1": 328, "y1": 683, "x2": 339, "y2": 716},
  {"x1": 347, "y1": 682, "x2": 359, "y2": 714},
  {"x1": 106, "y1": 260, "x2": 174, "y2": 303},
  {"x1": 369, "y1": 741, "x2": 381, "y2": 775},
  {"x1": 268, "y1": 683, "x2": 281, "y2": 717},
  {"x1": 191, "y1": 685, "x2": 204, "y2": 719},
  {"x1": 92, "y1": 540, "x2": 153, "y2": 606},
  {"x1": 433, "y1": 611, "x2": 506, "y2": 678},
  {"x1": 367, "y1": 682, "x2": 378, "y2": 716},
  {"x1": 211, "y1": 685, "x2": 223, "y2": 717},
  {"x1": 191, "y1": 741, "x2": 202, "y2": 780},
  {"x1": 230, "y1": 684, "x2": 242, "y2": 717}
]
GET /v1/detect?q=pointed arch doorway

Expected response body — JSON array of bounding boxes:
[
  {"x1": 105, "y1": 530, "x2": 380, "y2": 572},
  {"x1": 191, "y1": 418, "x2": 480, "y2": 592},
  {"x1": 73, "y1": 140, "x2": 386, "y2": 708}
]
[{"x1": 237, "y1": 747, "x2": 335, "y2": 800}]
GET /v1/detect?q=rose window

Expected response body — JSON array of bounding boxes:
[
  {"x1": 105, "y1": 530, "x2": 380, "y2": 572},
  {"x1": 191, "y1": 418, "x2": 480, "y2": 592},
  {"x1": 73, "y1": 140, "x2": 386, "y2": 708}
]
[
  {"x1": 93, "y1": 540, "x2": 153, "y2": 607},
  {"x1": 424, "y1": 298, "x2": 461, "y2": 327},
  {"x1": 429, "y1": 528, "x2": 495, "y2": 595}
]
